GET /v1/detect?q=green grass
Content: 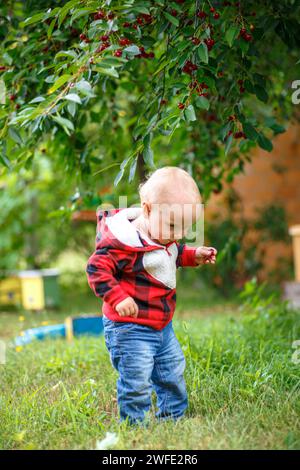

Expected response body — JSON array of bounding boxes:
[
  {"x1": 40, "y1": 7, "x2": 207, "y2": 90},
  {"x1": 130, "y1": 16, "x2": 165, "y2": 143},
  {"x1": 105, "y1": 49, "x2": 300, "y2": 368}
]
[{"x1": 0, "y1": 280, "x2": 299, "y2": 450}]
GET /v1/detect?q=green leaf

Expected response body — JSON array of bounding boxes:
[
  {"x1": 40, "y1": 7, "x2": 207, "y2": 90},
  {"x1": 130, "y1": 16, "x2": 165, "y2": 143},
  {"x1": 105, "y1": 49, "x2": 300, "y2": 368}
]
[
  {"x1": 63, "y1": 93, "x2": 82, "y2": 104},
  {"x1": 195, "y1": 96, "x2": 210, "y2": 110},
  {"x1": 225, "y1": 134, "x2": 233, "y2": 156},
  {"x1": 47, "y1": 18, "x2": 57, "y2": 39},
  {"x1": 8, "y1": 127, "x2": 23, "y2": 145},
  {"x1": 98, "y1": 57, "x2": 127, "y2": 67},
  {"x1": 254, "y1": 85, "x2": 269, "y2": 103},
  {"x1": 163, "y1": 11, "x2": 179, "y2": 27},
  {"x1": 143, "y1": 145, "x2": 154, "y2": 168},
  {"x1": 20, "y1": 12, "x2": 45, "y2": 27},
  {"x1": 123, "y1": 45, "x2": 140, "y2": 55},
  {"x1": 258, "y1": 133, "x2": 273, "y2": 152},
  {"x1": 52, "y1": 115, "x2": 74, "y2": 132},
  {"x1": 58, "y1": 0, "x2": 79, "y2": 27},
  {"x1": 48, "y1": 74, "x2": 72, "y2": 94},
  {"x1": 114, "y1": 167, "x2": 125, "y2": 186},
  {"x1": 55, "y1": 50, "x2": 78, "y2": 60},
  {"x1": 93, "y1": 66, "x2": 119, "y2": 78},
  {"x1": 220, "y1": 122, "x2": 232, "y2": 141},
  {"x1": 197, "y1": 43, "x2": 209, "y2": 63},
  {"x1": 75, "y1": 80, "x2": 93, "y2": 96},
  {"x1": 243, "y1": 122, "x2": 259, "y2": 141},
  {"x1": 131, "y1": 7, "x2": 150, "y2": 15},
  {"x1": 225, "y1": 25, "x2": 240, "y2": 47},
  {"x1": 29, "y1": 96, "x2": 46, "y2": 104},
  {"x1": 67, "y1": 101, "x2": 76, "y2": 117},
  {"x1": 184, "y1": 104, "x2": 196, "y2": 122},
  {"x1": 0, "y1": 153, "x2": 11, "y2": 168},
  {"x1": 128, "y1": 158, "x2": 137, "y2": 183}
]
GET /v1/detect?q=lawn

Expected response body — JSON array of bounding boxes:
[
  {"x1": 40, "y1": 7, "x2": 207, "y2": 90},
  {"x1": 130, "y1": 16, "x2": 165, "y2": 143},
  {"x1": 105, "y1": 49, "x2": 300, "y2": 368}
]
[{"x1": 0, "y1": 279, "x2": 299, "y2": 450}]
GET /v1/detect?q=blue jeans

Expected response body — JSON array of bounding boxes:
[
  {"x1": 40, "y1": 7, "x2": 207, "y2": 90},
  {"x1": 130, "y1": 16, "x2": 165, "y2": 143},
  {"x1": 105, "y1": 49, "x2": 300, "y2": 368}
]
[{"x1": 102, "y1": 316, "x2": 188, "y2": 425}]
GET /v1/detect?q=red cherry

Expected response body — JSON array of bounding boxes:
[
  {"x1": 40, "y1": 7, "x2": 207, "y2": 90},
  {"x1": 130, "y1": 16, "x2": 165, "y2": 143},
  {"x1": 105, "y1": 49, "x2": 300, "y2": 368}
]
[
  {"x1": 191, "y1": 36, "x2": 201, "y2": 45},
  {"x1": 234, "y1": 131, "x2": 246, "y2": 139},
  {"x1": 204, "y1": 38, "x2": 215, "y2": 50},
  {"x1": 79, "y1": 33, "x2": 87, "y2": 41},
  {"x1": 94, "y1": 10, "x2": 106, "y2": 20},
  {"x1": 15, "y1": 103, "x2": 20, "y2": 109},
  {"x1": 244, "y1": 33, "x2": 253, "y2": 41},
  {"x1": 240, "y1": 27, "x2": 246, "y2": 36},
  {"x1": 9, "y1": 94, "x2": 17, "y2": 101},
  {"x1": 178, "y1": 102, "x2": 185, "y2": 109},
  {"x1": 197, "y1": 11, "x2": 207, "y2": 19},
  {"x1": 96, "y1": 42, "x2": 110, "y2": 52},
  {"x1": 210, "y1": 7, "x2": 215, "y2": 12},
  {"x1": 107, "y1": 12, "x2": 115, "y2": 19},
  {"x1": 239, "y1": 86, "x2": 245, "y2": 93},
  {"x1": 0, "y1": 66, "x2": 7, "y2": 71},
  {"x1": 171, "y1": 9, "x2": 178, "y2": 17},
  {"x1": 214, "y1": 12, "x2": 220, "y2": 19},
  {"x1": 141, "y1": 14, "x2": 153, "y2": 24},
  {"x1": 160, "y1": 99, "x2": 168, "y2": 105},
  {"x1": 114, "y1": 49, "x2": 123, "y2": 57},
  {"x1": 123, "y1": 22, "x2": 130, "y2": 27},
  {"x1": 119, "y1": 37, "x2": 131, "y2": 46},
  {"x1": 100, "y1": 35, "x2": 109, "y2": 41}
]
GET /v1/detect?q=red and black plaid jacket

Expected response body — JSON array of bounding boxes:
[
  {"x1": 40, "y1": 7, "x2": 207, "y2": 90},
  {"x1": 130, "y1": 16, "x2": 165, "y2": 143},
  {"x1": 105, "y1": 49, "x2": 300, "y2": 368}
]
[{"x1": 86, "y1": 207, "x2": 199, "y2": 330}]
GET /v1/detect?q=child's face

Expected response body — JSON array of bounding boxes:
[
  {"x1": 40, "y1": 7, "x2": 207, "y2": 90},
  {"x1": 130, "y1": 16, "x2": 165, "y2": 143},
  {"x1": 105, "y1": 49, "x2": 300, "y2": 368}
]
[{"x1": 145, "y1": 202, "x2": 201, "y2": 245}]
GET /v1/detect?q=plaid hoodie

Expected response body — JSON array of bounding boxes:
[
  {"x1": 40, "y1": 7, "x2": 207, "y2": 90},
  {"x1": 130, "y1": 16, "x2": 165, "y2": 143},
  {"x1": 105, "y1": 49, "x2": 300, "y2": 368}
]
[{"x1": 86, "y1": 207, "x2": 199, "y2": 330}]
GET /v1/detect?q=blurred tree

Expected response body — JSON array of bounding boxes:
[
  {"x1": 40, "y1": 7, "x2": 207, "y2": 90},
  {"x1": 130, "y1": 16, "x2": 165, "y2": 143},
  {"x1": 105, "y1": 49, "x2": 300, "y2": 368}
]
[
  {"x1": 0, "y1": 0, "x2": 299, "y2": 273},
  {"x1": 0, "y1": 0, "x2": 299, "y2": 201}
]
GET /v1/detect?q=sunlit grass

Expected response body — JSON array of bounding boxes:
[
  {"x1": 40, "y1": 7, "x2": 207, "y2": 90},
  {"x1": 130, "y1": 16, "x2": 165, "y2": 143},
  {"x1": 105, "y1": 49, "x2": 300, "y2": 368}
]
[{"x1": 0, "y1": 280, "x2": 299, "y2": 449}]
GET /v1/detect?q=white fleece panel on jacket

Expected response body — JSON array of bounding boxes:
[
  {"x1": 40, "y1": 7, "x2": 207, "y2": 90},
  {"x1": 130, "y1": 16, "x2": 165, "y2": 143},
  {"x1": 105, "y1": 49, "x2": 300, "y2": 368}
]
[{"x1": 105, "y1": 207, "x2": 178, "y2": 289}]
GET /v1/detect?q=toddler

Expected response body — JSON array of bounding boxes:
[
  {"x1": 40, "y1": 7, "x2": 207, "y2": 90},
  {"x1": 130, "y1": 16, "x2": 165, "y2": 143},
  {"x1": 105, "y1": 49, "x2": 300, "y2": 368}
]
[{"x1": 86, "y1": 166, "x2": 217, "y2": 425}]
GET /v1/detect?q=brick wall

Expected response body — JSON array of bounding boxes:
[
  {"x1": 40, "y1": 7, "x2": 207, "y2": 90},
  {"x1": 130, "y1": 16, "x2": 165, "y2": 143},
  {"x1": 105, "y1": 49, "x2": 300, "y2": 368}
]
[{"x1": 205, "y1": 124, "x2": 300, "y2": 282}]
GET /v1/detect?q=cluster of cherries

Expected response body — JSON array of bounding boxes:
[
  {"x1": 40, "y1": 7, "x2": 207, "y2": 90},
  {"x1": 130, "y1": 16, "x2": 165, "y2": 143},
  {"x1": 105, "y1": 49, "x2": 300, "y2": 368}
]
[
  {"x1": 182, "y1": 60, "x2": 198, "y2": 75},
  {"x1": 196, "y1": 6, "x2": 221, "y2": 20},
  {"x1": 238, "y1": 79, "x2": 245, "y2": 93},
  {"x1": 93, "y1": 10, "x2": 115, "y2": 21},
  {"x1": 239, "y1": 27, "x2": 253, "y2": 42},
  {"x1": 225, "y1": 116, "x2": 246, "y2": 139},
  {"x1": 188, "y1": 80, "x2": 209, "y2": 97},
  {"x1": 80, "y1": 31, "x2": 155, "y2": 59},
  {"x1": 122, "y1": 13, "x2": 153, "y2": 29}
]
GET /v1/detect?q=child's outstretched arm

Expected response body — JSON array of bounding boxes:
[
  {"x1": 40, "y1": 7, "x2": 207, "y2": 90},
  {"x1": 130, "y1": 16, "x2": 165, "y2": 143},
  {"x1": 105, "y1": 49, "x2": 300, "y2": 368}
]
[
  {"x1": 176, "y1": 243, "x2": 217, "y2": 268},
  {"x1": 195, "y1": 246, "x2": 217, "y2": 265}
]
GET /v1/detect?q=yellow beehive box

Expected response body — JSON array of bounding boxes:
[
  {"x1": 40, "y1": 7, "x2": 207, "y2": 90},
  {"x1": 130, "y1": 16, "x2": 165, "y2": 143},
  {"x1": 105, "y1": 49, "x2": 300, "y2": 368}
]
[
  {"x1": 0, "y1": 276, "x2": 22, "y2": 306},
  {"x1": 18, "y1": 271, "x2": 45, "y2": 310}
]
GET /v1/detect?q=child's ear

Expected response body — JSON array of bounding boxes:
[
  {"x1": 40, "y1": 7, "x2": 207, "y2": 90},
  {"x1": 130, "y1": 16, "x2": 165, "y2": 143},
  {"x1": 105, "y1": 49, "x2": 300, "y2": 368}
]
[{"x1": 142, "y1": 201, "x2": 151, "y2": 218}]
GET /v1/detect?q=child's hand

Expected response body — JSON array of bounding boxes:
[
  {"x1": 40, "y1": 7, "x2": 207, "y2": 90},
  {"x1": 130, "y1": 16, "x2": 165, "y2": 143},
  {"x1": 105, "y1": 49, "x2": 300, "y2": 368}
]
[
  {"x1": 115, "y1": 297, "x2": 139, "y2": 318},
  {"x1": 195, "y1": 246, "x2": 217, "y2": 265}
]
